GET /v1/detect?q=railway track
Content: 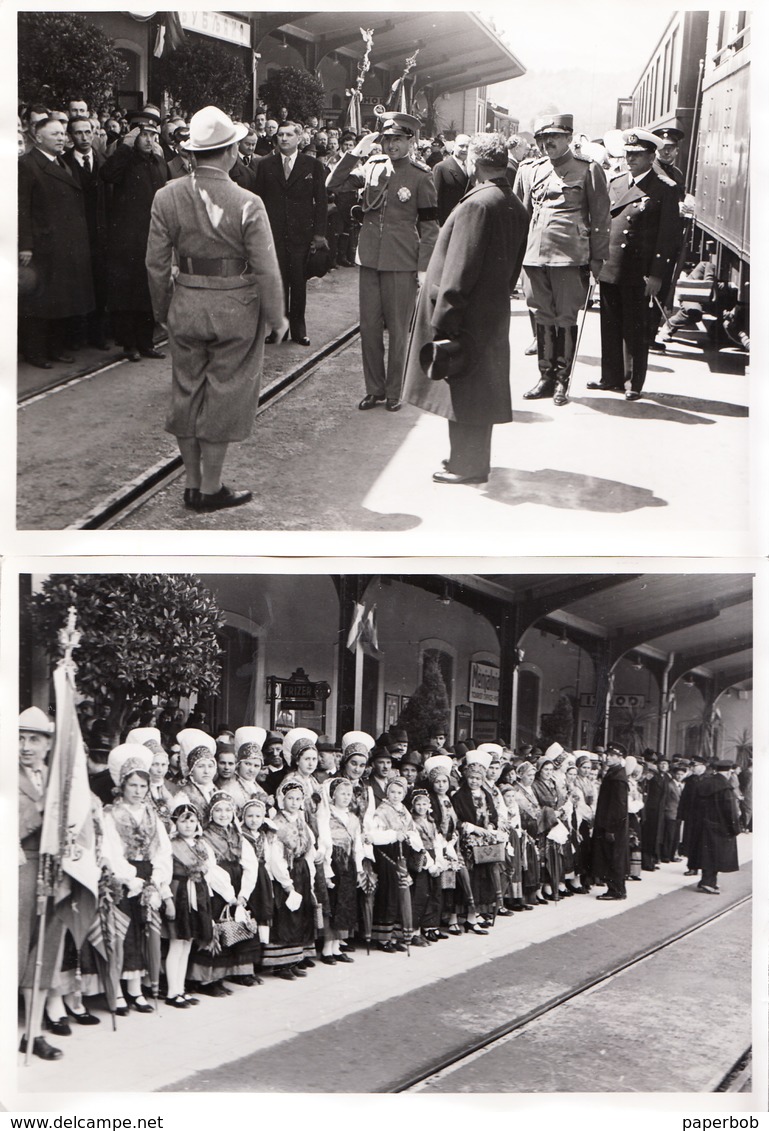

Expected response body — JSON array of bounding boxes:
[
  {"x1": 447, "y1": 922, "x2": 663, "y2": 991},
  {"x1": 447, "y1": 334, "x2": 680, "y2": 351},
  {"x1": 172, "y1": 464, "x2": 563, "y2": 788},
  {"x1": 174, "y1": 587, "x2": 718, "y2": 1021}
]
[
  {"x1": 18, "y1": 324, "x2": 359, "y2": 529},
  {"x1": 384, "y1": 893, "x2": 751, "y2": 1094}
]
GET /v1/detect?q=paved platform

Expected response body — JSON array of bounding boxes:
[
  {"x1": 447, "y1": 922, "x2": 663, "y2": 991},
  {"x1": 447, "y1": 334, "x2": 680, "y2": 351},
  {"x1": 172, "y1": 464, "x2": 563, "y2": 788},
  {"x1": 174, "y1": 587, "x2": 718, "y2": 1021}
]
[
  {"x1": 11, "y1": 837, "x2": 752, "y2": 1098},
  {"x1": 17, "y1": 272, "x2": 751, "y2": 554}
]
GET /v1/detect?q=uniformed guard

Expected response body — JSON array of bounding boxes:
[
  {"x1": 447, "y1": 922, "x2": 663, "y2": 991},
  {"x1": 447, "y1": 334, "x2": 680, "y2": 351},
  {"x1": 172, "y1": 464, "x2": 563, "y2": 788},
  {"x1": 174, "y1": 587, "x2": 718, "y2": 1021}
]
[
  {"x1": 649, "y1": 124, "x2": 689, "y2": 349},
  {"x1": 326, "y1": 112, "x2": 439, "y2": 411},
  {"x1": 514, "y1": 113, "x2": 610, "y2": 405},
  {"x1": 590, "y1": 128, "x2": 681, "y2": 400}
]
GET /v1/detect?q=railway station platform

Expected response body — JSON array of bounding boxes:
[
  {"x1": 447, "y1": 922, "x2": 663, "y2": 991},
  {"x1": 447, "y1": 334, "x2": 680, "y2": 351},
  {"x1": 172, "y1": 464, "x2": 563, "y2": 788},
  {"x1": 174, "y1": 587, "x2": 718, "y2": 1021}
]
[
  {"x1": 13, "y1": 840, "x2": 754, "y2": 1098},
  {"x1": 16, "y1": 268, "x2": 751, "y2": 555}
]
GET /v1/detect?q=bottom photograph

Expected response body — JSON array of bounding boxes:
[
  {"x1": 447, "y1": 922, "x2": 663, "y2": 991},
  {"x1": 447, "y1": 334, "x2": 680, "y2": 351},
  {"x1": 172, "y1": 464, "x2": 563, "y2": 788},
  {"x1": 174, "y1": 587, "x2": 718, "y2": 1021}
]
[{"x1": 15, "y1": 568, "x2": 753, "y2": 1095}]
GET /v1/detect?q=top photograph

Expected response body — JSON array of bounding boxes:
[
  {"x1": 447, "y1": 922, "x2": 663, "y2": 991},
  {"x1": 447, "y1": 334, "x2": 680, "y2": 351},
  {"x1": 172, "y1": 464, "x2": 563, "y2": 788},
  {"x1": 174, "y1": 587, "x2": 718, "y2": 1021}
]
[{"x1": 15, "y1": 9, "x2": 753, "y2": 553}]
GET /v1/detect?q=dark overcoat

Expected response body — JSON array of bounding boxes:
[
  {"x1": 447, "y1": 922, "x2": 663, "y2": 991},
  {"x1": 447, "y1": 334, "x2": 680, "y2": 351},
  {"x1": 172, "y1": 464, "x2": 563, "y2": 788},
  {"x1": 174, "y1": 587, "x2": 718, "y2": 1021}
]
[
  {"x1": 433, "y1": 155, "x2": 470, "y2": 225},
  {"x1": 252, "y1": 151, "x2": 327, "y2": 249},
  {"x1": 689, "y1": 773, "x2": 740, "y2": 873},
  {"x1": 401, "y1": 178, "x2": 529, "y2": 426},
  {"x1": 599, "y1": 166, "x2": 681, "y2": 286},
  {"x1": 590, "y1": 764, "x2": 629, "y2": 885},
  {"x1": 18, "y1": 147, "x2": 95, "y2": 318},
  {"x1": 101, "y1": 144, "x2": 168, "y2": 312},
  {"x1": 677, "y1": 772, "x2": 704, "y2": 857},
  {"x1": 640, "y1": 769, "x2": 675, "y2": 858}
]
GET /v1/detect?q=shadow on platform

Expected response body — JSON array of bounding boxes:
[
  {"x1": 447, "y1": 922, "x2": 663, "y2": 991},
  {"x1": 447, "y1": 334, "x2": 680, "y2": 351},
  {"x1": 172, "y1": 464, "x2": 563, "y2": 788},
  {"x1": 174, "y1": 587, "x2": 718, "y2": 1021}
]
[{"x1": 482, "y1": 467, "x2": 667, "y2": 512}]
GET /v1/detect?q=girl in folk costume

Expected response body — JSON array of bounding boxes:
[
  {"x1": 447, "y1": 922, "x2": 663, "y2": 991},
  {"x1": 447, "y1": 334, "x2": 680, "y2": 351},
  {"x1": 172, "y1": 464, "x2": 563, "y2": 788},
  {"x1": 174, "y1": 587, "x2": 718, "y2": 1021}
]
[
  {"x1": 102, "y1": 744, "x2": 173, "y2": 1015},
  {"x1": 510, "y1": 760, "x2": 544, "y2": 906},
  {"x1": 479, "y1": 744, "x2": 515, "y2": 918},
  {"x1": 408, "y1": 789, "x2": 448, "y2": 944},
  {"x1": 531, "y1": 755, "x2": 568, "y2": 901},
  {"x1": 561, "y1": 759, "x2": 588, "y2": 893},
  {"x1": 281, "y1": 728, "x2": 331, "y2": 949},
  {"x1": 339, "y1": 732, "x2": 378, "y2": 945},
  {"x1": 164, "y1": 801, "x2": 233, "y2": 1008},
  {"x1": 423, "y1": 754, "x2": 463, "y2": 934},
  {"x1": 232, "y1": 726, "x2": 268, "y2": 804},
  {"x1": 367, "y1": 777, "x2": 424, "y2": 952},
  {"x1": 240, "y1": 794, "x2": 276, "y2": 975},
  {"x1": 572, "y1": 754, "x2": 598, "y2": 891},
  {"x1": 262, "y1": 778, "x2": 318, "y2": 981},
  {"x1": 498, "y1": 782, "x2": 529, "y2": 911},
  {"x1": 624, "y1": 756, "x2": 645, "y2": 881},
  {"x1": 189, "y1": 792, "x2": 259, "y2": 994},
  {"x1": 173, "y1": 729, "x2": 219, "y2": 815},
  {"x1": 316, "y1": 777, "x2": 365, "y2": 963},
  {"x1": 451, "y1": 751, "x2": 506, "y2": 928},
  {"x1": 127, "y1": 728, "x2": 179, "y2": 831}
]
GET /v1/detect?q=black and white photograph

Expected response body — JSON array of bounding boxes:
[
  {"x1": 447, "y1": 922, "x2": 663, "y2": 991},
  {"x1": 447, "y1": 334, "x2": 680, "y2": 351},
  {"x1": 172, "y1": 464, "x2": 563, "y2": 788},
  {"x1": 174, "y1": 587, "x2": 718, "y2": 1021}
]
[
  {"x1": 4, "y1": 564, "x2": 757, "y2": 1099},
  {"x1": 13, "y1": 8, "x2": 754, "y2": 555}
]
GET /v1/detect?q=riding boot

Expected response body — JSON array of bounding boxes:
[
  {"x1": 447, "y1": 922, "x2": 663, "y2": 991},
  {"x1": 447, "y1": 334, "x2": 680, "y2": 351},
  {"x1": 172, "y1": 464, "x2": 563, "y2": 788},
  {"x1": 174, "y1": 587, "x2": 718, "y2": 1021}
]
[
  {"x1": 523, "y1": 323, "x2": 557, "y2": 399},
  {"x1": 553, "y1": 324, "x2": 578, "y2": 405}
]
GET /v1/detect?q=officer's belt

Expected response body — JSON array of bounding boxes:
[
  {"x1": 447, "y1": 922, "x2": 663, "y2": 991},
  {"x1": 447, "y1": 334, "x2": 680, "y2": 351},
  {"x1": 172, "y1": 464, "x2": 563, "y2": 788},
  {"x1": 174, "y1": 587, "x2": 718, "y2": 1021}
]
[{"x1": 179, "y1": 256, "x2": 248, "y2": 277}]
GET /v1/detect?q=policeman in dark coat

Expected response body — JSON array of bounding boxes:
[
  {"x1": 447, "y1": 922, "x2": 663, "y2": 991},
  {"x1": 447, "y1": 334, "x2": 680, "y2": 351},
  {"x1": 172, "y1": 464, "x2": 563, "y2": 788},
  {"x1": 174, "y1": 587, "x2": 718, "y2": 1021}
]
[
  {"x1": 677, "y1": 754, "x2": 708, "y2": 873},
  {"x1": 591, "y1": 741, "x2": 629, "y2": 900},
  {"x1": 590, "y1": 128, "x2": 680, "y2": 399},
  {"x1": 402, "y1": 133, "x2": 529, "y2": 484},
  {"x1": 514, "y1": 113, "x2": 610, "y2": 405},
  {"x1": 688, "y1": 761, "x2": 741, "y2": 894},
  {"x1": 327, "y1": 112, "x2": 439, "y2": 411}
]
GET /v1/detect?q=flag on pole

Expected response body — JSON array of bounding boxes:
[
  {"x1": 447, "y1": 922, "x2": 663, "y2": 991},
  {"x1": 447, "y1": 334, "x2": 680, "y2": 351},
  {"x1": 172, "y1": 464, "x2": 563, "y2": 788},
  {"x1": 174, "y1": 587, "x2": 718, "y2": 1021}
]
[
  {"x1": 39, "y1": 655, "x2": 100, "y2": 948},
  {"x1": 346, "y1": 601, "x2": 381, "y2": 656},
  {"x1": 153, "y1": 12, "x2": 185, "y2": 58}
]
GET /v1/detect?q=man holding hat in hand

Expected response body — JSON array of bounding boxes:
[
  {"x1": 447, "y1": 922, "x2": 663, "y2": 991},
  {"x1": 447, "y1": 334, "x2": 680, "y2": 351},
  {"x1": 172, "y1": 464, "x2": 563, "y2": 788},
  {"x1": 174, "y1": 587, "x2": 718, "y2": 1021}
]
[
  {"x1": 146, "y1": 105, "x2": 287, "y2": 514},
  {"x1": 589, "y1": 127, "x2": 680, "y2": 399},
  {"x1": 327, "y1": 112, "x2": 439, "y2": 412}
]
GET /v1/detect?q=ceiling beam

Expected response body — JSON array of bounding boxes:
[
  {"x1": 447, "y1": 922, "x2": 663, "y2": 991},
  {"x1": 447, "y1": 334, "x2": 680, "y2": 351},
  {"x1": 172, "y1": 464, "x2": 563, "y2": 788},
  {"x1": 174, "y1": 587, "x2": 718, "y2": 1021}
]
[
  {"x1": 670, "y1": 635, "x2": 753, "y2": 683},
  {"x1": 520, "y1": 575, "x2": 641, "y2": 633}
]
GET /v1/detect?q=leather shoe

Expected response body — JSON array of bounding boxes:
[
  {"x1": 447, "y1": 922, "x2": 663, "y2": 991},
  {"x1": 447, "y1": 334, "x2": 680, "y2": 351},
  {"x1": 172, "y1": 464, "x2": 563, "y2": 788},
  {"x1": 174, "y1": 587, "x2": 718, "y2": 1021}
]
[
  {"x1": 292, "y1": 336, "x2": 311, "y2": 346},
  {"x1": 596, "y1": 892, "x2": 626, "y2": 900},
  {"x1": 385, "y1": 399, "x2": 401, "y2": 412},
  {"x1": 265, "y1": 331, "x2": 278, "y2": 344},
  {"x1": 64, "y1": 1004, "x2": 100, "y2": 1025},
  {"x1": 24, "y1": 356, "x2": 53, "y2": 369},
  {"x1": 43, "y1": 1014, "x2": 71, "y2": 1037},
  {"x1": 320, "y1": 954, "x2": 337, "y2": 965},
  {"x1": 335, "y1": 952, "x2": 354, "y2": 963},
  {"x1": 197, "y1": 485, "x2": 252, "y2": 512},
  {"x1": 19, "y1": 1036, "x2": 63, "y2": 1060},
  {"x1": 625, "y1": 390, "x2": 641, "y2": 400},
  {"x1": 432, "y1": 470, "x2": 487, "y2": 485},
  {"x1": 139, "y1": 347, "x2": 166, "y2": 359},
  {"x1": 183, "y1": 488, "x2": 201, "y2": 510},
  {"x1": 553, "y1": 383, "x2": 569, "y2": 406},
  {"x1": 123, "y1": 349, "x2": 141, "y2": 362},
  {"x1": 586, "y1": 380, "x2": 622, "y2": 391},
  {"x1": 49, "y1": 352, "x2": 74, "y2": 364},
  {"x1": 684, "y1": 868, "x2": 698, "y2": 875},
  {"x1": 358, "y1": 394, "x2": 385, "y2": 410}
]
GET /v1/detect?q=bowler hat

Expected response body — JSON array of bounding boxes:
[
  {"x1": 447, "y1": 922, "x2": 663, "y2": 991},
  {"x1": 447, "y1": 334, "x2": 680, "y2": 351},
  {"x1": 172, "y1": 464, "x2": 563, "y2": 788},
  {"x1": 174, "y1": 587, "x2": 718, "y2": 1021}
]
[
  {"x1": 420, "y1": 339, "x2": 465, "y2": 381},
  {"x1": 182, "y1": 106, "x2": 248, "y2": 152}
]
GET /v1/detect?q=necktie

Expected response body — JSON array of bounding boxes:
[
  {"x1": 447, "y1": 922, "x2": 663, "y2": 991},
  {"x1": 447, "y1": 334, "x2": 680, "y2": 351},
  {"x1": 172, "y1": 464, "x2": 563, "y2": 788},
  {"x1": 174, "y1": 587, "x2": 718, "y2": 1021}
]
[
  {"x1": 30, "y1": 768, "x2": 43, "y2": 794},
  {"x1": 243, "y1": 156, "x2": 249, "y2": 166},
  {"x1": 283, "y1": 155, "x2": 291, "y2": 179},
  {"x1": 84, "y1": 153, "x2": 91, "y2": 173}
]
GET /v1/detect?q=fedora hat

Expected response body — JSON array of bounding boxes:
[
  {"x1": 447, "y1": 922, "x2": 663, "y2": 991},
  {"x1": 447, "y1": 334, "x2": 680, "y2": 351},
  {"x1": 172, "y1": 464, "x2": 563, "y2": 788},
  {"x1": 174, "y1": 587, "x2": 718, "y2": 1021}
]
[
  {"x1": 182, "y1": 106, "x2": 248, "y2": 152},
  {"x1": 420, "y1": 338, "x2": 465, "y2": 381}
]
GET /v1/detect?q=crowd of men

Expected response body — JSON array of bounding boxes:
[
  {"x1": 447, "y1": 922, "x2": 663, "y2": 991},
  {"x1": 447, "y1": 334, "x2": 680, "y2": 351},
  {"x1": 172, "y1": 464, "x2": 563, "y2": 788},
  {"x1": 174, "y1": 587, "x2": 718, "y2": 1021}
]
[
  {"x1": 20, "y1": 93, "x2": 731, "y2": 501},
  {"x1": 19, "y1": 699, "x2": 747, "y2": 1061}
]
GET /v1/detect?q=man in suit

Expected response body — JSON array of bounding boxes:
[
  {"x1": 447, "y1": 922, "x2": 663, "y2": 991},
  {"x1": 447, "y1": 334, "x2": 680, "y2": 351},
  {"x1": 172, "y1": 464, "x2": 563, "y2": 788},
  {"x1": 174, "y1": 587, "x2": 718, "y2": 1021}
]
[
  {"x1": 18, "y1": 707, "x2": 66, "y2": 1060},
  {"x1": 253, "y1": 120, "x2": 328, "y2": 346},
  {"x1": 167, "y1": 124, "x2": 194, "y2": 179},
  {"x1": 590, "y1": 128, "x2": 680, "y2": 399},
  {"x1": 146, "y1": 106, "x2": 287, "y2": 513},
  {"x1": 433, "y1": 133, "x2": 471, "y2": 224},
  {"x1": 402, "y1": 133, "x2": 528, "y2": 483},
  {"x1": 253, "y1": 108, "x2": 273, "y2": 156},
  {"x1": 591, "y1": 741, "x2": 630, "y2": 900},
  {"x1": 514, "y1": 113, "x2": 610, "y2": 406},
  {"x1": 327, "y1": 112, "x2": 439, "y2": 411},
  {"x1": 18, "y1": 115, "x2": 95, "y2": 368},
  {"x1": 229, "y1": 127, "x2": 259, "y2": 192},
  {"x1": 64, "y1": 116, "x2": 108, "y2": 348}
]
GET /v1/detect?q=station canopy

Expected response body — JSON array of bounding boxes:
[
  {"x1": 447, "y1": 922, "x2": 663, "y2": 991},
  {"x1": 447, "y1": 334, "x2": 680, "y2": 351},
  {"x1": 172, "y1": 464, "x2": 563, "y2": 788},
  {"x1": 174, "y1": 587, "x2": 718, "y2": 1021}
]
[{"x1": 253, "y1": 11, "x2": 525, "y2": 95}]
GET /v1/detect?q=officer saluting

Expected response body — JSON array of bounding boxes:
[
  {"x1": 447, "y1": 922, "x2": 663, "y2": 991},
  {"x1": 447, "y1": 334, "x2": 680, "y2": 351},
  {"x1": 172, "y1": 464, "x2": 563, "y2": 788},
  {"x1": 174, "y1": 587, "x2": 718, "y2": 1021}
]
[
  {"x1": 327, "y1": 112, "x2": 439, "y2": 412},
  {"x1": 514, "y1": 113, "x2": 610, "y2": 405}
]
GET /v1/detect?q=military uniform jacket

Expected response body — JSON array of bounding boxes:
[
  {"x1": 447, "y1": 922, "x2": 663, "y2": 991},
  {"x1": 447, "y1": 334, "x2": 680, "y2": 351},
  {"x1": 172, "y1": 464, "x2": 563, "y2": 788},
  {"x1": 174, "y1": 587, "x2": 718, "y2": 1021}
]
[
  {"x1": 514, "y1": 149, "x2": 610, "y2": 267},
  {"x1": 327, "y1": 151, "x2": 439, "y2": 272},
  {"x1": 599, "y1": 167, "x2": 681, "y2": 287}
]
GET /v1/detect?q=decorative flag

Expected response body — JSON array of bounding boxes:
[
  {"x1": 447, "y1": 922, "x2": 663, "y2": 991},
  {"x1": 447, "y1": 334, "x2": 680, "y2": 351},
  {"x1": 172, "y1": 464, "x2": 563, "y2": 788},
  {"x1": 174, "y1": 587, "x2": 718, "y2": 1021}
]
[
  {"x1": 344, "y1": 27, "x2": 374, "y2": 135},
  {"x1": 39, "y1": 613, "x2": 100, "y2": 947},
  {"x1": 387, "y1": 50, "x2": 419, "y2": 112},
  {"x1": 153, "y1": 12, "x2": 185, "y2": 58},
  {"x1": 346, "y1": 601, "x2": 382, "y2": 656}
]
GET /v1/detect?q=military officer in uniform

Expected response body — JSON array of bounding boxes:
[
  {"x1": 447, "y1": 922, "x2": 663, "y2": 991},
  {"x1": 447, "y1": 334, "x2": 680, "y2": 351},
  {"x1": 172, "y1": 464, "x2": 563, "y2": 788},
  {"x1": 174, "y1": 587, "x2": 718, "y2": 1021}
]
[
  {"x1": 589, "y1": 128, "x2": 680, "y2": 400},
  {"x1": 146, "y1": 106, "x2": 287, "y2": 513},
  {"x1": 514, "y1": 113, "x2": 610, "y2": 405},
  {"x1": 649, "y1": 124, "x2": 689, "y2": 349},
  {"x1": 327, "y1": 112, "x2": 439, "y2": 411}
]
